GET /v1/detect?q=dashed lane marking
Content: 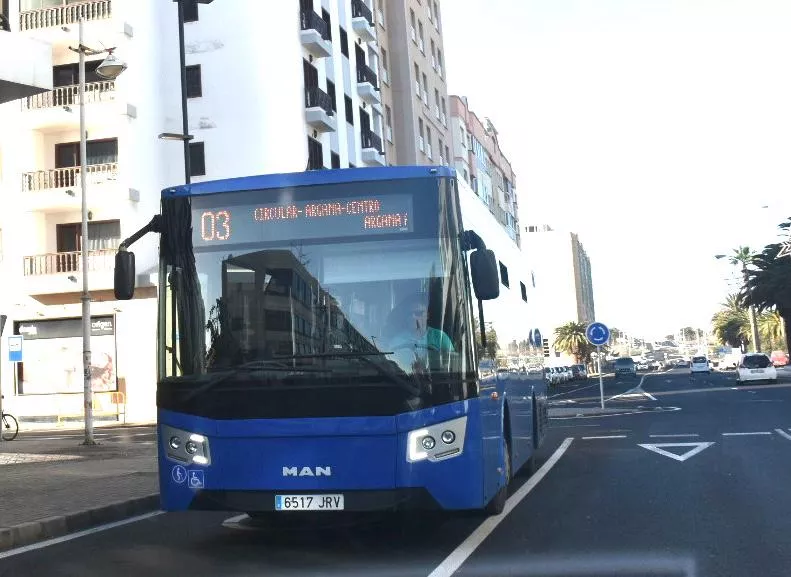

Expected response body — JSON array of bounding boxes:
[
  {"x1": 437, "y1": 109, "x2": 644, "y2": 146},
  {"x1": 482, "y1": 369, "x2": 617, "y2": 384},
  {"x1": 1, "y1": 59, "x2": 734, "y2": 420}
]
[{"x1": 581, "y1": 435, "x2": 628, "y2": 440}]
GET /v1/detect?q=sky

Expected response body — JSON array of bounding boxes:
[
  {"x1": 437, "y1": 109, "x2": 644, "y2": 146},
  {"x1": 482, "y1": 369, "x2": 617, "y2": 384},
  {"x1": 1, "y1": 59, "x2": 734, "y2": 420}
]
[{"x1": 441, "y1": 0, "x2": 791, "y2": 339}]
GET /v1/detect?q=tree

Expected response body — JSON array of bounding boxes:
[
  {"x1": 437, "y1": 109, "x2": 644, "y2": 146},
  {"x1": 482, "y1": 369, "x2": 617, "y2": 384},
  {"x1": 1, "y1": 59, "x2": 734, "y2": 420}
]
[
  {"x1": 740, "y1": 227, "x2": 791, "y2": 354},
  {"x1": 681, "y1": 327, "x2": 697, "y2": 342},
  {"x1": 711, "y1": 294, "x2": 750, "y2": 350},
  {"x1": 554, "y1": 322, "x2": 592, "y2": 364},
  {"x1": 758, "y1": 310, "x2": 785, "y2": 352}
]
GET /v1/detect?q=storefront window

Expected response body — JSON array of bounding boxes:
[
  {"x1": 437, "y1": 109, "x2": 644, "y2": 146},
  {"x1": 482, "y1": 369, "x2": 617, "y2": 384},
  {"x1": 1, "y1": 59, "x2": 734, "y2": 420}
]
[{"x1": 15, "y1": 316, "x2": 117, "y2": 395}]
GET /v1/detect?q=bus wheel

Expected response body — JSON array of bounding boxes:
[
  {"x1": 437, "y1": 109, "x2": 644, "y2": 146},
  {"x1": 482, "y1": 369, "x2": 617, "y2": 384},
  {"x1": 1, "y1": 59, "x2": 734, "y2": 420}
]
[{"x1": 485, "y1": 437, "x2": 511, "y2": 515}]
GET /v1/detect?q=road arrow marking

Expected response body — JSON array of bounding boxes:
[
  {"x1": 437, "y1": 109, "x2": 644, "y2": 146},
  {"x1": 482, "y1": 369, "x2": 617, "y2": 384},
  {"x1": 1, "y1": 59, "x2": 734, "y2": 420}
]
[{"x1": 638, "y1": 442, "x2": 714, "y2": 462}]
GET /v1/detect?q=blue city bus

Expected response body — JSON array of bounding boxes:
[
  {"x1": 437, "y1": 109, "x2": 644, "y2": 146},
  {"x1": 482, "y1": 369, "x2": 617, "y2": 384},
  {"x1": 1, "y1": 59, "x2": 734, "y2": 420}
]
[{"x1": 114, "y1": 165, "x2": 548, "y2": 516}]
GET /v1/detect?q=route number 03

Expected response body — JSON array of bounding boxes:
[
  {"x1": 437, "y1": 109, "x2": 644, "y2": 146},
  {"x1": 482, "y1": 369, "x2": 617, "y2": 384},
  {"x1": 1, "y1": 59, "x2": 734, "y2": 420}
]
[{"x1": 201, "y1": 210, "x2": 231, "y2": 241}]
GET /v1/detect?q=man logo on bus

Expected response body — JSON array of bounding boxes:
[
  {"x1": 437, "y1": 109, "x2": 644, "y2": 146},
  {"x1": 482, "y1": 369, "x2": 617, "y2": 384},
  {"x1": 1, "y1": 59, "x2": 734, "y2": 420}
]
[{"x1": 282, "y1": 466, "x2": 332, "y2": 477}]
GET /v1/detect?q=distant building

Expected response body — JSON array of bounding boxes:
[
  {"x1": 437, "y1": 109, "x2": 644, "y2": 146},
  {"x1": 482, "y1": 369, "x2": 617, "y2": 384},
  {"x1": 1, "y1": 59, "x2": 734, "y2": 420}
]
[{"x1": 524, "y1": 225, "x2": 596, "y2": 359}]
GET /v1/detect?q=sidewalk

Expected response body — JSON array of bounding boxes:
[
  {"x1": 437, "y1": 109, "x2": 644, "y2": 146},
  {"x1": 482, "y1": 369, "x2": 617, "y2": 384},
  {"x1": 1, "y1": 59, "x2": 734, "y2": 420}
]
[{"x1": 0, "y1": 425, "x2": 159, "y2": 551}]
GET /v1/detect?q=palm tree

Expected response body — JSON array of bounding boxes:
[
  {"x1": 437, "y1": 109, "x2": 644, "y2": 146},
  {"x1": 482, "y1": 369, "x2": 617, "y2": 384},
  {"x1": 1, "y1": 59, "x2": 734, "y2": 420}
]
[
  {"x1": 718, "y1": 246, "x2": 761, "y2": 352},
  {"x1": 758, "y1": 310, "x2": 785, "y2": 351},
  {"x1": 741, "y1": 226, "x2": 791, "y2": 354},
  {"x1": 711, "y1": 294, "x2": 750, "y2": 350},
  {"x1": 554, "y1": 322, "x2": 592, "y2": 364}
]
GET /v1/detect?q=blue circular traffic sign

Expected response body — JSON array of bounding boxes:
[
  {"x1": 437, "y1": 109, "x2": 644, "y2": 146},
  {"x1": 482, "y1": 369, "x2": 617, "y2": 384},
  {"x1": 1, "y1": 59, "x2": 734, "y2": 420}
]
[{"x1": 586, "y1": 322, "x2": 610, "y2": 346}]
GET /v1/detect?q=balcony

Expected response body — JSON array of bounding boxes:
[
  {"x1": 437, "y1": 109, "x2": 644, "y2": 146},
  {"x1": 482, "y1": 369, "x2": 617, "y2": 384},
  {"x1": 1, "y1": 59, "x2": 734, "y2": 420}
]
[
  {"x1": 19, "y1": 0, "x2": 111, "y2": 32},
  {"x1": 0, "y1": 28, "x2": 52, "y2": 104},
  {"x1": 356, "y1": 63, "x2": 380, "y2": 105},
  {"x1": 21, "y1": 163, "x2": 126, "y2": 212},
  {"x1": 18, "y1": 80, "x2": 133, "y2": 131},
  {"x1": 361, "y1": 130, "x2": 385, "y2": 166},
  {"x1": 304, "y1": 86, "x2": 336, "y2": 133},
  {"x1": 351, "y1": 0, "x2": 375, "y2": 42},
  {"x1": 23, "y1": 249, "x2": 117, "y2": 295},
  {"x1": 300, "y1": 9, "x2": 331, "y2": 58}
]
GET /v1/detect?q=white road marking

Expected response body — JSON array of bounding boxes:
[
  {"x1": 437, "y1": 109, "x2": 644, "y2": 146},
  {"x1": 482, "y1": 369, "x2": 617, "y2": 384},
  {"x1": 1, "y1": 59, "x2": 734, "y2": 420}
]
[
  {"x1": 722, "y1": 432, "x2": 772, "y2": 436},
  {"x1": 581, "y1": 435, "x2": 627, "y2": 440},
  {"x1": 638, "y1": 442, "x2": 715, "y2": 462},
  {"x1": 774, "y1": 429, "x2": 791, "y2": 441},
  {"x1": 0, "y1": 511, "x2": 163, "y2": 559},
  {"x1": 427, "y1": 438, "x2": 574, "y2": 577},
  {"x1": 607, "y1": 374, "x2": 657, "y2": 402},
  {"x1": 649, "y1": 434, "x2": 699, "y2": 438}
]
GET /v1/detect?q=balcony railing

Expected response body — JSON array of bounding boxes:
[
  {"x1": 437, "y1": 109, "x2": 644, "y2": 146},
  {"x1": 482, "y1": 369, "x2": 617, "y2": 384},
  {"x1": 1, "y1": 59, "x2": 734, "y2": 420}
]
[
  {"x1": 22, "y1": 163, "x2": 118, "y2": 192},
  {"x1": 305, "y1": 86, "x2": 333, "y2": 116},
  {"x1": 22, "y1": 80, "x2": 115, "y2": 111},
  {"x1": 357, "y1": 63, "x2": 378, "y2": 89},
  {"x1": 300, "y1": 8, "x2": 330, "y2": 40},
  {"x1": 351, "y1": 0, "x2": 373, "y2": 27},
  {"x1": 361, "y1": 129, "x2": 382, "y2": 153},
  {"x1": 19, "y1": 0, "x2": 112, "y2": 31},
  {"x1": 24, "y1": 248, "x2": 117, "y2": 276}
]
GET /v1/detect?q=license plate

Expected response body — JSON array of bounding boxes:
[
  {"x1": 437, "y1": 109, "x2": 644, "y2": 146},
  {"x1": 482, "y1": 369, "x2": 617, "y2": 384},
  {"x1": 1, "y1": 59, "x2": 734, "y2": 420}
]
[
  {"x1": 275, "y1": 494, "x2": 344, "y2": 511},
  {"x1": 751, "y1": 369, "x2": 765, "y2": 374}
]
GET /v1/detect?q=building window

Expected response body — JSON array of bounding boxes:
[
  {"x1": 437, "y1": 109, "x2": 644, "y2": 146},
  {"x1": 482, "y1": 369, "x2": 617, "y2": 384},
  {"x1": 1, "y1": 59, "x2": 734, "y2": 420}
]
[
  {"x1": 463, "y1": 169, "x2": 469, "y2": 182},
  {"x1": 321, "y1": 8, "x2": 332, "y2": 40},
  {"x1": 434, "y1": 1, "x2": 440, "y2": 31},
  {"x1": 307, "y1": 136, "x2": 323, "y2": 170},
  {"x1": 385, "y1": 104, "x2": 393, "y2": 142},
  {"x1": 426, "y1": 126, "x2": 432, "y2": 158},
  {"x1": 183, "y1": 0, "x2": 199, "y2": 22},
  {"x1": 409, "y1": 8, "x2": 416, "y2": 40},
  {"x1": 327, "y1": 80, "x2": 337, "y2": 112},
  {"x1": 339, "y1": 27, "x2": 349, "y2": 57},
  {"x1": 185, "y1": 65, "x2": 202, "y2": 98},
  {"x1": 344, "y1": 95, "x2": 353, "y2": 125},
  {"x1": 331, "y1": 151, "x2": 340, "y2": 169},
  {"x1": 445, "y1": 145, "x2": 450, "y2": 163},
  {"x1": 418, "y1": 20, "x2": 424, "y2": 52},
  {"x1": 55, "y1": 138, "x2": 118, "y2": 168},
  {"x1": 520, "y1": 282, "x2": 527, "y2": 302},
  {"x1": 422, "y1": 72, "x2": 428, "y2": 104},
  {"x1": 380, "y1": 48, "x2": 389, "y2": 84},
  {"x1": 437, "y1": 49, "x2": 443, "y2": 74},
  {"x1": 189, "y1": 142, "x2": 206, "y2": 176},
  {"x1": 499, "y1": 262, "x2": 509, "y2": 288},
  {"x1": 414, "y1": 63, "x2": 420, "y2": 96}
]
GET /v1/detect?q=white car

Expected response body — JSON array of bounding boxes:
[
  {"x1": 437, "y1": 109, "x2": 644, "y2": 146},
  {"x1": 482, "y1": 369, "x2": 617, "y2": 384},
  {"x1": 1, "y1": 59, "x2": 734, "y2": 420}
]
[
  {"x1": 736, "y1": 353, "x2": 778, "y2": 384},
  {"x1": 690, "y1": 355, "x2": 710, "y2": 374}
]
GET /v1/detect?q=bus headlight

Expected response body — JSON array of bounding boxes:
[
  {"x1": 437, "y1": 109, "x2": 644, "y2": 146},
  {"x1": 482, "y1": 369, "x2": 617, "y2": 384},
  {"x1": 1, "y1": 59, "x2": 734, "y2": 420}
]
[
  {"x1": 161, "y1": 425, "x2": 212, "y2": 466},
  {"x1": 406, "y1": 416, "x2": 467, "y2": 463}
]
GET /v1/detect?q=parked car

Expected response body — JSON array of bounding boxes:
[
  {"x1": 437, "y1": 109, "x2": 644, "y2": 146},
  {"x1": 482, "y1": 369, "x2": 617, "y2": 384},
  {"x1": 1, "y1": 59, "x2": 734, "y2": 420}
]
[
  {"x1": 544, "y1": 367, "x2": 561, "y2": 385},
  {"x1": 571, "y1": 364, "x2": 588, "y2": 380},
  {"x1": 770, "y1": 351, "x2": 789, "y2": 367},
  {"x1": 690, "y1": 355, "x2": 710, "y2": 374},
  {"x1": 736, "y1": 353, "x2": 778, "y2": 384},
  {"x1": 614, "y1": 357, "x2": 637, "y2": 377}
]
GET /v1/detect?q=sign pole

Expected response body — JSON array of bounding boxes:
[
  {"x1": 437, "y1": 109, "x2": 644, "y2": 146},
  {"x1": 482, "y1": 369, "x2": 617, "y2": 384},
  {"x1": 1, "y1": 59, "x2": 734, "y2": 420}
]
[
  {"x1": 598, "y1": 344, "x2": 604, "y2": 409},
  {"x1": 0, "y1": 314, "x2": 5, "y2": 443},
  {"x1": 586, "y1": 322, "x2": 610, "y2": 410}
]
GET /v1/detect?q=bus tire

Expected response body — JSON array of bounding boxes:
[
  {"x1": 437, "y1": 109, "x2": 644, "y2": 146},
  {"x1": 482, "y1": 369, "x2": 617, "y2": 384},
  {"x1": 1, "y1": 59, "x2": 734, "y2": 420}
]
[{"x1": 485, "y1": 437, "x2": 511, "y2": 515}]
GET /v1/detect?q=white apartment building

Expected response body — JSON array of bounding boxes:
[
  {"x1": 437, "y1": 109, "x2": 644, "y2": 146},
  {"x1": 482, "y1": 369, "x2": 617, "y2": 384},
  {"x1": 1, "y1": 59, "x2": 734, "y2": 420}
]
[
  {"x1": 524, "y1": 224, "x2": 596, "y2": 361},
  {"x1": 0, "y1": 0, "x2": 386, "y2": 423}
]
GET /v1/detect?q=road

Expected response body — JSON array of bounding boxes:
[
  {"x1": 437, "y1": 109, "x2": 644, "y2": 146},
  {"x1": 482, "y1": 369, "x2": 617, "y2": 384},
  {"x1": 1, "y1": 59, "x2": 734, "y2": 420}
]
[{"x1": 2, "y1": 369, "x2": 791, "y2": 576}]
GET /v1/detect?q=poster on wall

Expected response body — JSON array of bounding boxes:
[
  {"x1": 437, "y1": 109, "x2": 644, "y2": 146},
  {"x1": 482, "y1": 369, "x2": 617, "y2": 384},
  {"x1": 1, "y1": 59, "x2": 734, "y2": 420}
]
[{"x1": 16, "y1": 316, "x2": 117, "y2": 395}]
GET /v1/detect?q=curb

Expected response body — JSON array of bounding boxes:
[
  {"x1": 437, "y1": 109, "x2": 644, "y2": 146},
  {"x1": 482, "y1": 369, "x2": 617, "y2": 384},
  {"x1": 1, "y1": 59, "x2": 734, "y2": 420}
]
[{"x1": 0, "y1": 494, "x2": 160, "y2": 553}]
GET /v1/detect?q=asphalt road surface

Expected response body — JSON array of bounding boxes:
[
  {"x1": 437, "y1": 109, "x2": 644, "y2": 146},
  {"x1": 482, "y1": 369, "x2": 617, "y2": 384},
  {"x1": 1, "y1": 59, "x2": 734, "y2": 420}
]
[{"x1": 2, "y1": 368, "x2": 791, "y2": 576}]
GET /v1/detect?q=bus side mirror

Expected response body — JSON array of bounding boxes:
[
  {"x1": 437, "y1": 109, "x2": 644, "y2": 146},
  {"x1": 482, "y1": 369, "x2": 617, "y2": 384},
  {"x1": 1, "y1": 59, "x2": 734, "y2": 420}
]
[
  {"x1": 470, "y1": 249, "x2": 500, "y2": 300},
  {"x1": 114, "y1": 250, "x2": 136, "y2": 300}
]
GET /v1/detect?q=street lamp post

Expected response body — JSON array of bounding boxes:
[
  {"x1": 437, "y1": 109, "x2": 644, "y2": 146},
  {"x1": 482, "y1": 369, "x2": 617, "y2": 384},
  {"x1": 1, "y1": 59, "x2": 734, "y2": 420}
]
[{"x1": 72, "y1": 17, "x2": 127, "y2": 446}]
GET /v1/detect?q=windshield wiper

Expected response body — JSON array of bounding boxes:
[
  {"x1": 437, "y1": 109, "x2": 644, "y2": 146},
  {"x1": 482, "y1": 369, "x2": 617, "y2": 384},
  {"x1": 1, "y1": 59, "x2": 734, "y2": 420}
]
[
  {"x1": 274, "y1": 352, "x2": 421, "y2": 396},
  {"x1": 179, "y1": 360, "x2": 330, "y2": 403}
]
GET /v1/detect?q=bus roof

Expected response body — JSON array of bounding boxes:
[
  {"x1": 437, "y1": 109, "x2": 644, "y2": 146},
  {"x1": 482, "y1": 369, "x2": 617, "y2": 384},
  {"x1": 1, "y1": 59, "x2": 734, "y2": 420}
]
[{"x1": 162, "y1": 166, "x2": 456, "y2": 198}]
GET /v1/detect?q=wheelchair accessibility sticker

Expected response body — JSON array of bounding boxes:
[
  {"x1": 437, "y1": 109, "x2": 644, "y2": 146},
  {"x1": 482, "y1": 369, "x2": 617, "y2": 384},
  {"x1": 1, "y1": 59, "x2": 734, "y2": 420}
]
[
  {"x1": 171, "y1": 465, "x2": 187, "y2": 484},
  {"x1": 188, "y1": 470, "x2": 205, "y2": 489}
]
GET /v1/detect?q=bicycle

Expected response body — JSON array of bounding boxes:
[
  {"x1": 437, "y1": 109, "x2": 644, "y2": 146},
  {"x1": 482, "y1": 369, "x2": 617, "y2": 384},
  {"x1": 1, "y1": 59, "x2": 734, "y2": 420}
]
[{"x1": 1, "y1": 396, "x2": 18, "y2": 441}]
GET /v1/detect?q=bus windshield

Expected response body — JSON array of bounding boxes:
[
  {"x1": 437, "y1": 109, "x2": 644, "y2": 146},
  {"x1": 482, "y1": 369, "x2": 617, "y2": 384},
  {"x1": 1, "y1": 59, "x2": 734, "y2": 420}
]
[{"x1": 157, "y1": 176, "x2": 476, "y2": 418}]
